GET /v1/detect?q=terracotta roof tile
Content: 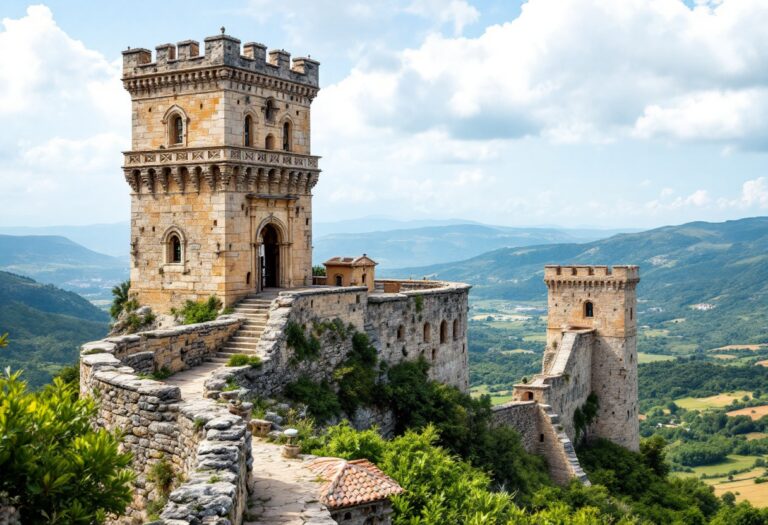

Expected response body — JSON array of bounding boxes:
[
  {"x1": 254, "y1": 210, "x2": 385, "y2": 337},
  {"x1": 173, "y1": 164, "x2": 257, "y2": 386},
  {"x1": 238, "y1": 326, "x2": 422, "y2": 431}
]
[{"x1": 307, "y1": 457, "x2": 404, "y2": 510}]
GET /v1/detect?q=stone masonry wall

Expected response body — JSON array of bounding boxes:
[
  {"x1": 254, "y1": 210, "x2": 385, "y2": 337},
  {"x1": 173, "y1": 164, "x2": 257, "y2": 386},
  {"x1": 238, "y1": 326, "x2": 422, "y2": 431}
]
[
  {"x1": 490, "y1": 401, "x2": 540, "y2": 452},
  {"x1": 81, "y1": 317, "x2": 241, "y2": 378},
  {"x1": 367, "y1": 280, "x2": 470, "y2": 392},
  {"x1": 80, "y1": 352, "x2": 252, "y2": 525}
]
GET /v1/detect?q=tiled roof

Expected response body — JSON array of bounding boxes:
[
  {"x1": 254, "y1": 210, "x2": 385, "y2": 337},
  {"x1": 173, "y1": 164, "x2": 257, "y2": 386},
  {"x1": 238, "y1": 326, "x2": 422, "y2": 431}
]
[
  {"x1": 307, "y1": 457, "x2": 404, "y2": 510},
  {"x1": 323, "y1": 255, "x2": 378, "y2": 267}
]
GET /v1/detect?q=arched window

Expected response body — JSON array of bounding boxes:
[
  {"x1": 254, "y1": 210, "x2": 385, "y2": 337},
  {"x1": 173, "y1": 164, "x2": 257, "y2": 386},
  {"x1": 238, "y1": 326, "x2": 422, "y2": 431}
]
[
  {"x1": 168, "y1": 234, "x2": 182, "y2": 263},
  {"x1": 452, "y1": 319, "x2": 460, "y2": 341},
  {"x1": 282, "y1": 121, "x2": 291, "y2": 151},
  {"x1": 244, "y1": 115, "x2": 252, "y2": 147},
  {"x1": 397, "y1": 325, "x2": 405, "y2": 341},
  {"x1": 172, "y1": 115, "x2": 184, "y2": 145},
  {"x1": 362, "y1": 273, "x2": 367, "y2": 284},
  {"x1": 526, "y1": 391, "x2": 534, "y2": 401},
  {"x1": 440, "y1": 320, "x2": 448, "y2": 344},
  {"x1": 584, "y1": 301, "x2": 594, "y2": 318},
  {"x1": 423, "y1": 322, "x2": 431, "y2": 343},
  {"x1": 265, "y1": 99, "x2": 277, "y2": 122},
  {"x1": 265, "y1": 134, "x2": 275, "y2": 150},
  {"x1": 335, "y1": 274, "x2": 343, "y2": 286}
]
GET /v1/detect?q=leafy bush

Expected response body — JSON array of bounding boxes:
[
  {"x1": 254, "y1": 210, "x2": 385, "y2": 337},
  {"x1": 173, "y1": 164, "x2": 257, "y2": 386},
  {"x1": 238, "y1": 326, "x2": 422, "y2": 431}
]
[
  {"x1": 284, "y1": 375, "x2": 340, "y2": 422},
  {"x1": 0, "y1": 369, "x2": 134, "y2": 522},
  {"x1": 226, "y1": 354, "x2": 262, "y2": 368},
  {"x1": 573, "y1": 392, "x2": 599, "y2": 443},
  {"x1": 335, "y1": 332, "x2": 379, "y2": 415},
  {"x1": 312, "y1": 265, "x2": 326, "y2": 277},
  {"x1": 171, "y1": 296, "x2": 222, "y2": 325},
  {"x1": 286, "y1": 321, "x2": 321, "y2": 362}
]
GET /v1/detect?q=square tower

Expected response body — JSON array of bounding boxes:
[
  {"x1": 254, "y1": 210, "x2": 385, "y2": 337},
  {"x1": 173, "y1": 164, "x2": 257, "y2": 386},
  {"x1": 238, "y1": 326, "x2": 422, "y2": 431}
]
[
  {"x1": 121, "y1": 32, "x2": 321, "y2": 313},
  {"x1": 543, "y1": 265, "x2": 640, "y2": 450}
]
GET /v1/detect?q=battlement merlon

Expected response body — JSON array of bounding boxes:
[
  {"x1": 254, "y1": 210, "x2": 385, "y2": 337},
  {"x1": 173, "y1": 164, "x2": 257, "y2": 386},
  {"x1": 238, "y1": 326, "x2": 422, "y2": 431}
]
[
  {"x1": 544, "y1": 265, "x2": 639, "y2": 284},
  {"x1": 121, "y1": 33, "x2": 320, "y2": 88}
]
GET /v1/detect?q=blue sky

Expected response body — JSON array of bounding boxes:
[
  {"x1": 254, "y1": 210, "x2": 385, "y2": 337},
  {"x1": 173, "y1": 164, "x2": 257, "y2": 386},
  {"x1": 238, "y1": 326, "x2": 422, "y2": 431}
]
[{"x1": 2, "y1": 0, "x2": 768, "y2": 230}]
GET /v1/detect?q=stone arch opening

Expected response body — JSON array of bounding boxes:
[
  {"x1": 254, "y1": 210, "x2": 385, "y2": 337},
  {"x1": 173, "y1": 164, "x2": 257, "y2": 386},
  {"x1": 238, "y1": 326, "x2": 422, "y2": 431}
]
[
  {"x1": 440, "y1": 320, "x2": 448, "y2": 344},
  {"x1": 259, "y1": 224, "x2": 280, "y2": 288},
  {"x1": 423, "y1": 322, "x2": 431, "y2": 343},
  {"x1": 265, "y1": 133, "x2": 275, "y2": 150},
  {"x1": 584, "y1": 301, "x2": 594, "y2": 318},
  {"x1": 453, "y1": 318, "x2": 460, "y2": 341}
]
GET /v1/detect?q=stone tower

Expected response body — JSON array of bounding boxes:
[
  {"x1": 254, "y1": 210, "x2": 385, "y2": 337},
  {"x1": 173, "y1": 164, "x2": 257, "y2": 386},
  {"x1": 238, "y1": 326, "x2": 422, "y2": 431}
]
[
  {"x1": 121, "y1": 32, "x2": 321, "y2": 313},
  {"x1": 543, "y1": 265, "x2": 640, "y2": 450}
]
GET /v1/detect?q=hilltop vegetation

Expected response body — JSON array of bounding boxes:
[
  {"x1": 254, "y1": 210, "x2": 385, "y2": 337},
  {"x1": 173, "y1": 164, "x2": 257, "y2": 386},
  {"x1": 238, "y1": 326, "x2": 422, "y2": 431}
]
[{"x1": 0, "y1": 271, "x2": 109, "y2": 387}]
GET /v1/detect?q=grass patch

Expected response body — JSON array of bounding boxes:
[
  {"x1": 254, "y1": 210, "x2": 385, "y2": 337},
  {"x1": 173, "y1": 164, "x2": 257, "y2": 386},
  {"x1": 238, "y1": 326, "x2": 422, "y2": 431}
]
[
  {"x1": 226, "y1": 354, "x2": 262, "y2": 368},
  {"x1": 637, "y1": 352, "x2": 676, "y2": 364},
  {"x1": 726, "y1": 404, "x2": 768, "y2": 421},
  {"x1": 675, "y1": 391, "x2": 752, "y2": 411}
]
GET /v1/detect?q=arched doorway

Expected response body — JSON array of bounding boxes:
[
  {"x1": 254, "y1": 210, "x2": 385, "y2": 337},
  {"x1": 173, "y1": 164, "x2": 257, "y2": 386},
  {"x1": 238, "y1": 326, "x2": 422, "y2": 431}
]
[{"x1": 260, "y1": 224, "x2": 280, "y2": 289}]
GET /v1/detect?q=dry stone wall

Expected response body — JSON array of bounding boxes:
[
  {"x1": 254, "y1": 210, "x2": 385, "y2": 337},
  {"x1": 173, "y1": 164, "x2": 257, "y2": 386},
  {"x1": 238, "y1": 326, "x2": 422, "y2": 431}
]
[
  {"x1": 80, "y1": 351, "x2": 252, "y2": 524},
  {"x1": 81, "y1": 317, "x2": 240, "y2": 378}
]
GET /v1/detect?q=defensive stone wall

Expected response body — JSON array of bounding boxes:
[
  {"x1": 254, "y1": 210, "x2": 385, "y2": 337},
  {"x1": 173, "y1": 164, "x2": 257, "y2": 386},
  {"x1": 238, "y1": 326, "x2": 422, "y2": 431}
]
[
  {"x1": 81, "y1": 317, "x2": 241, "y2": 378},
  {"x1": 491, "y1": 401, "x2": 589, "y2": 486},
  {"x1": 80, "y1": 352, "x2": 252, "y2": 524},
  {"x1": 367, "y1": 280, "x2": 470, "y2": 391}
]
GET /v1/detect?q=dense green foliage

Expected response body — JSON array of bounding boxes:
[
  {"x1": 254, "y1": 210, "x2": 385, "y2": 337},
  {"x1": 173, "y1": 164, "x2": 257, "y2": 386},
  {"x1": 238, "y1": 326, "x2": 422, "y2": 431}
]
[
  {"x1": 0, "y1": 369, "x2": 134, "y2": 523},
  {"x1": 171, "y1": 296, "x2": 222, "y2": 324},
  {"x1": 573, "y1": 392, "x2": 600, "y2": 444},
  {"x1": 0, "y1": 272, "x2": 109, "y2": 387},
  {"x1": 284, "y1": 375, "x2": 341, "y2": 421},
  {"x1": 334, "y1": 332, "x2": 380, "y2": 415},
  {"x1": 285, "y1": 321, "x2": 321, "y2": 362}
]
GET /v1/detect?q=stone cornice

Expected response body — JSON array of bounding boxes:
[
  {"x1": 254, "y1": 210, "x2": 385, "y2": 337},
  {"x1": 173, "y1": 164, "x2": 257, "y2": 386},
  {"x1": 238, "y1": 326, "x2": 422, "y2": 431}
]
[{"x1": 122, "y1": 65, "x2": 319, "y2": 100}]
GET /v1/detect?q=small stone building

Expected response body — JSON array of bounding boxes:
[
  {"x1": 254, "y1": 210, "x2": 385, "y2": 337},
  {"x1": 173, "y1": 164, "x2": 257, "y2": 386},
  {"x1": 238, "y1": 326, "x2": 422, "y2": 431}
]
[
  {"x1": 307, "y1": 457, "x2": 404, "y2": 525},
  {"x1": 323, "y1": 255, "x2": 377, "y2": 292}
]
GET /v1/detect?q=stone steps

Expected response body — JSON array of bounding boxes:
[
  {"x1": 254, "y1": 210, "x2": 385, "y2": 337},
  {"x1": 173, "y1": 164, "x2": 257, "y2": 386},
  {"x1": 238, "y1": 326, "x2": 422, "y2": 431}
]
[{"x1": 213, "y1": 293, "x2": 275, "y2": 365}]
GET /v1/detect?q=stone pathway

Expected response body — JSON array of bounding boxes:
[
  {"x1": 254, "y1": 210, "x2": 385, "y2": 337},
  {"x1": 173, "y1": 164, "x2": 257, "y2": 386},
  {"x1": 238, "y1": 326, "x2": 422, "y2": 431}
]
[
  {"x1": 163, "y1": 360, "x2": 221, "y2": 399},
  {"x1": 245, "y1": 439, "x2": 335, "y2": 525}
]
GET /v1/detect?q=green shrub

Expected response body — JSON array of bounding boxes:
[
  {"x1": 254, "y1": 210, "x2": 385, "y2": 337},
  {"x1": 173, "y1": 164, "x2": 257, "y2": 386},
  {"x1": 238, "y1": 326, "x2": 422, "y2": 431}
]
[
  {"x1": 226, "y1": 354, "x2": 262, "y2": 368},
  {"x1": 0, "y1": 369, "x2": 134, "y2": 522},
  {"x1": 573, "y1": 392, "x2": 599, "y2": 443},
  {"x1": 171, "y1": 296, "x2": 222, "y2": 325},
  {"x1": 284, "y1": 376, "x2": 340, "y2": 422},
  {"x1": 286, "y1": 321, "x2": 320, "y2": 362},
  {"x1": 335, "y1": 332, "x2": 380, "y2": 415},
  {"x1": 110, "y1": 280, "x2": 131, "y2": 319},
  {"x1": 147, "y1": 458, "x2": 175, "y2": 496}
]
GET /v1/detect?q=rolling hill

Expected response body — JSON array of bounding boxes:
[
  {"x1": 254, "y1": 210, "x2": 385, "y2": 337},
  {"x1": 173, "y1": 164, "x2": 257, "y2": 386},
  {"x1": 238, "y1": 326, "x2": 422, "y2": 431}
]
[
  {"x1": 388, "y1": 216, "x2": 768, "y2": 348},
  {"x1": 0, "y1": 235, "x2": 128, "y2": 303},
  {"x1": 0, "y1": 271, "x2": 109, "y2": 387},
  {"x1": 313, "y1": 223, "x2": 630, "y2": 268}
]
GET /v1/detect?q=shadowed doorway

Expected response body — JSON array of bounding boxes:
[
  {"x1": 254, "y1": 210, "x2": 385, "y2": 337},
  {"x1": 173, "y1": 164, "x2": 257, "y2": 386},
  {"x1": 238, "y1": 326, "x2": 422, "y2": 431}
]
[{"x1": 260, "y1": 224, "x2": 279, "y2": 288}]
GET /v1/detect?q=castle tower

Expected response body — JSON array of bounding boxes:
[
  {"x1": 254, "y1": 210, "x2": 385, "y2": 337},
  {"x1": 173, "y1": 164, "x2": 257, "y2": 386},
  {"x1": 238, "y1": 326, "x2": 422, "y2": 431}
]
[
  {"x1": 121, "y1": 32, "x2": 321, "y2": 313},
  {"x1": 543, "y1": 265, "x2": 640, "y2": 451}
]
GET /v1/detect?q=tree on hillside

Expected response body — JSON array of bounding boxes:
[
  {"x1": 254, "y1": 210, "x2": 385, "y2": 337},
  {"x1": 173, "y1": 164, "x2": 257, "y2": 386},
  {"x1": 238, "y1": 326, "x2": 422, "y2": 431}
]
[
  {"x1": 109, "y1": 280, "x2": 131, "y2": 319},
  {"x1": 0, "y1": 368, "x2": 134, "y2": 523}
]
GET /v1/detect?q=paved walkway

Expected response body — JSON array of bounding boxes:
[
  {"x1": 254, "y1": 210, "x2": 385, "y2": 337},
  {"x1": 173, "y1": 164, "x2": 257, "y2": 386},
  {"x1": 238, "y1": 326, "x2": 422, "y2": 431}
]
[
  {"x1": 245, "y1": 439, "x2": 335, "y2": 525},
  {"x1": 163, "y1": 360, "x2": 221, "y2": 399}
]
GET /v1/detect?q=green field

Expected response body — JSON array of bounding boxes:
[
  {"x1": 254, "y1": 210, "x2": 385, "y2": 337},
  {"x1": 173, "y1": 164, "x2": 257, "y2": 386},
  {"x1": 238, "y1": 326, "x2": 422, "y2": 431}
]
[
  {"x1": 637, "y1": 352, "x2": 676, "y2": 364},
  {"x1": 470, "y1": 385, "x2": 516, "y2": 405},
  {"x1": 675, "y1": 391, "x2": 752, "y2": 411},
  {"x1": 674, "y1": 454, "x2": 762, "y2": 478}
]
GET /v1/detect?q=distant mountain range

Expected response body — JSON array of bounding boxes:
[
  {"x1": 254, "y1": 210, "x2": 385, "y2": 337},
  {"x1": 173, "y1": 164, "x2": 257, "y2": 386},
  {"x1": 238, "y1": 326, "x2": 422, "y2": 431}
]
[
  {"x1": 0, "y1": 235, "x2": 127, "y2": 303},
  {"x1": 0, "y1": 221, "x2": 130, "y2": 257},
  {"x1": 386, "y1": 216, "x2": 768, "y2": 347},
  {"x1": 314, "y1": 223, "x2": 631, "y2": 268},
  {"x1": 0, "y1": 271, "x2": 109, "y2": 387}
]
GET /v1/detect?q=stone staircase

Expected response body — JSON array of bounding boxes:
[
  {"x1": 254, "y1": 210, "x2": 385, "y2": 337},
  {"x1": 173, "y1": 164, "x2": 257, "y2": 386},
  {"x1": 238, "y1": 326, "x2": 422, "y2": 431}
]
[{"x1": 210, "y1": 294, "x2": 276, "y2": 364}]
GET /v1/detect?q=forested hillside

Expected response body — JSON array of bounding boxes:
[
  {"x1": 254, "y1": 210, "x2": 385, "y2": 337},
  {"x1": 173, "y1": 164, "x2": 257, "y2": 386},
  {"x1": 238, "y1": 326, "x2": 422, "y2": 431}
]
[{"x1": 0, "y1": 271, "x2": 109, "y2": 387}]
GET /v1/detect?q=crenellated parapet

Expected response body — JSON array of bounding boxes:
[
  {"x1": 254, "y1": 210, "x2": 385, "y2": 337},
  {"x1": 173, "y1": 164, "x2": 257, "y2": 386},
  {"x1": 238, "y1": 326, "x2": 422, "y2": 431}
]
[
  {"x1": 544, "y1": 265, "x2": 639, "y2": 290},
  {"x1": 122, "y1": 31, "x2": 319, "y2": 98}
]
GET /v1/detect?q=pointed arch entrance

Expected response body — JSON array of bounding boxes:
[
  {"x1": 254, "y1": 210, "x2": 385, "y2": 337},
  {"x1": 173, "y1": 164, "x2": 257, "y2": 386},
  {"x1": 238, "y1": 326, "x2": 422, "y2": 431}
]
[{"x1": 260, "y1": 224, "x2": 280, "y2": 289}]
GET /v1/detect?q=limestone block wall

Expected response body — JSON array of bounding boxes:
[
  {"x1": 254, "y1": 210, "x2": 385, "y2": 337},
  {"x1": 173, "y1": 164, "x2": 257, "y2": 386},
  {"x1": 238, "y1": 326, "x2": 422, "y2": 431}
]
[
  {"x1": 80, "y1": 352, "x2": 252, "y2": 525},
  {"x1": 490, "y1": 401, "x2": 540, "y2": 452},
  {"x1": 513, "y1": 330, "x2": 594, "y2": 441},
  {"x1": 206, "y1": 287, "x2": 368, "y2": 398},
  {"x1": 367, "y1": 280, "x2": 470, "y2": 391},
  {"x1": 81, "y1": 317, "x2": 241, "y2": 378}
]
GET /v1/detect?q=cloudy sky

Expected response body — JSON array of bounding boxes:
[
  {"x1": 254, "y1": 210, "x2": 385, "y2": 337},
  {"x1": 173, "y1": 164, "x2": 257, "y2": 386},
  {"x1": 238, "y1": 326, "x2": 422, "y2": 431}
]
[{"x1": 2, "y1": 0, "x2": 768, "y2": 229}]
